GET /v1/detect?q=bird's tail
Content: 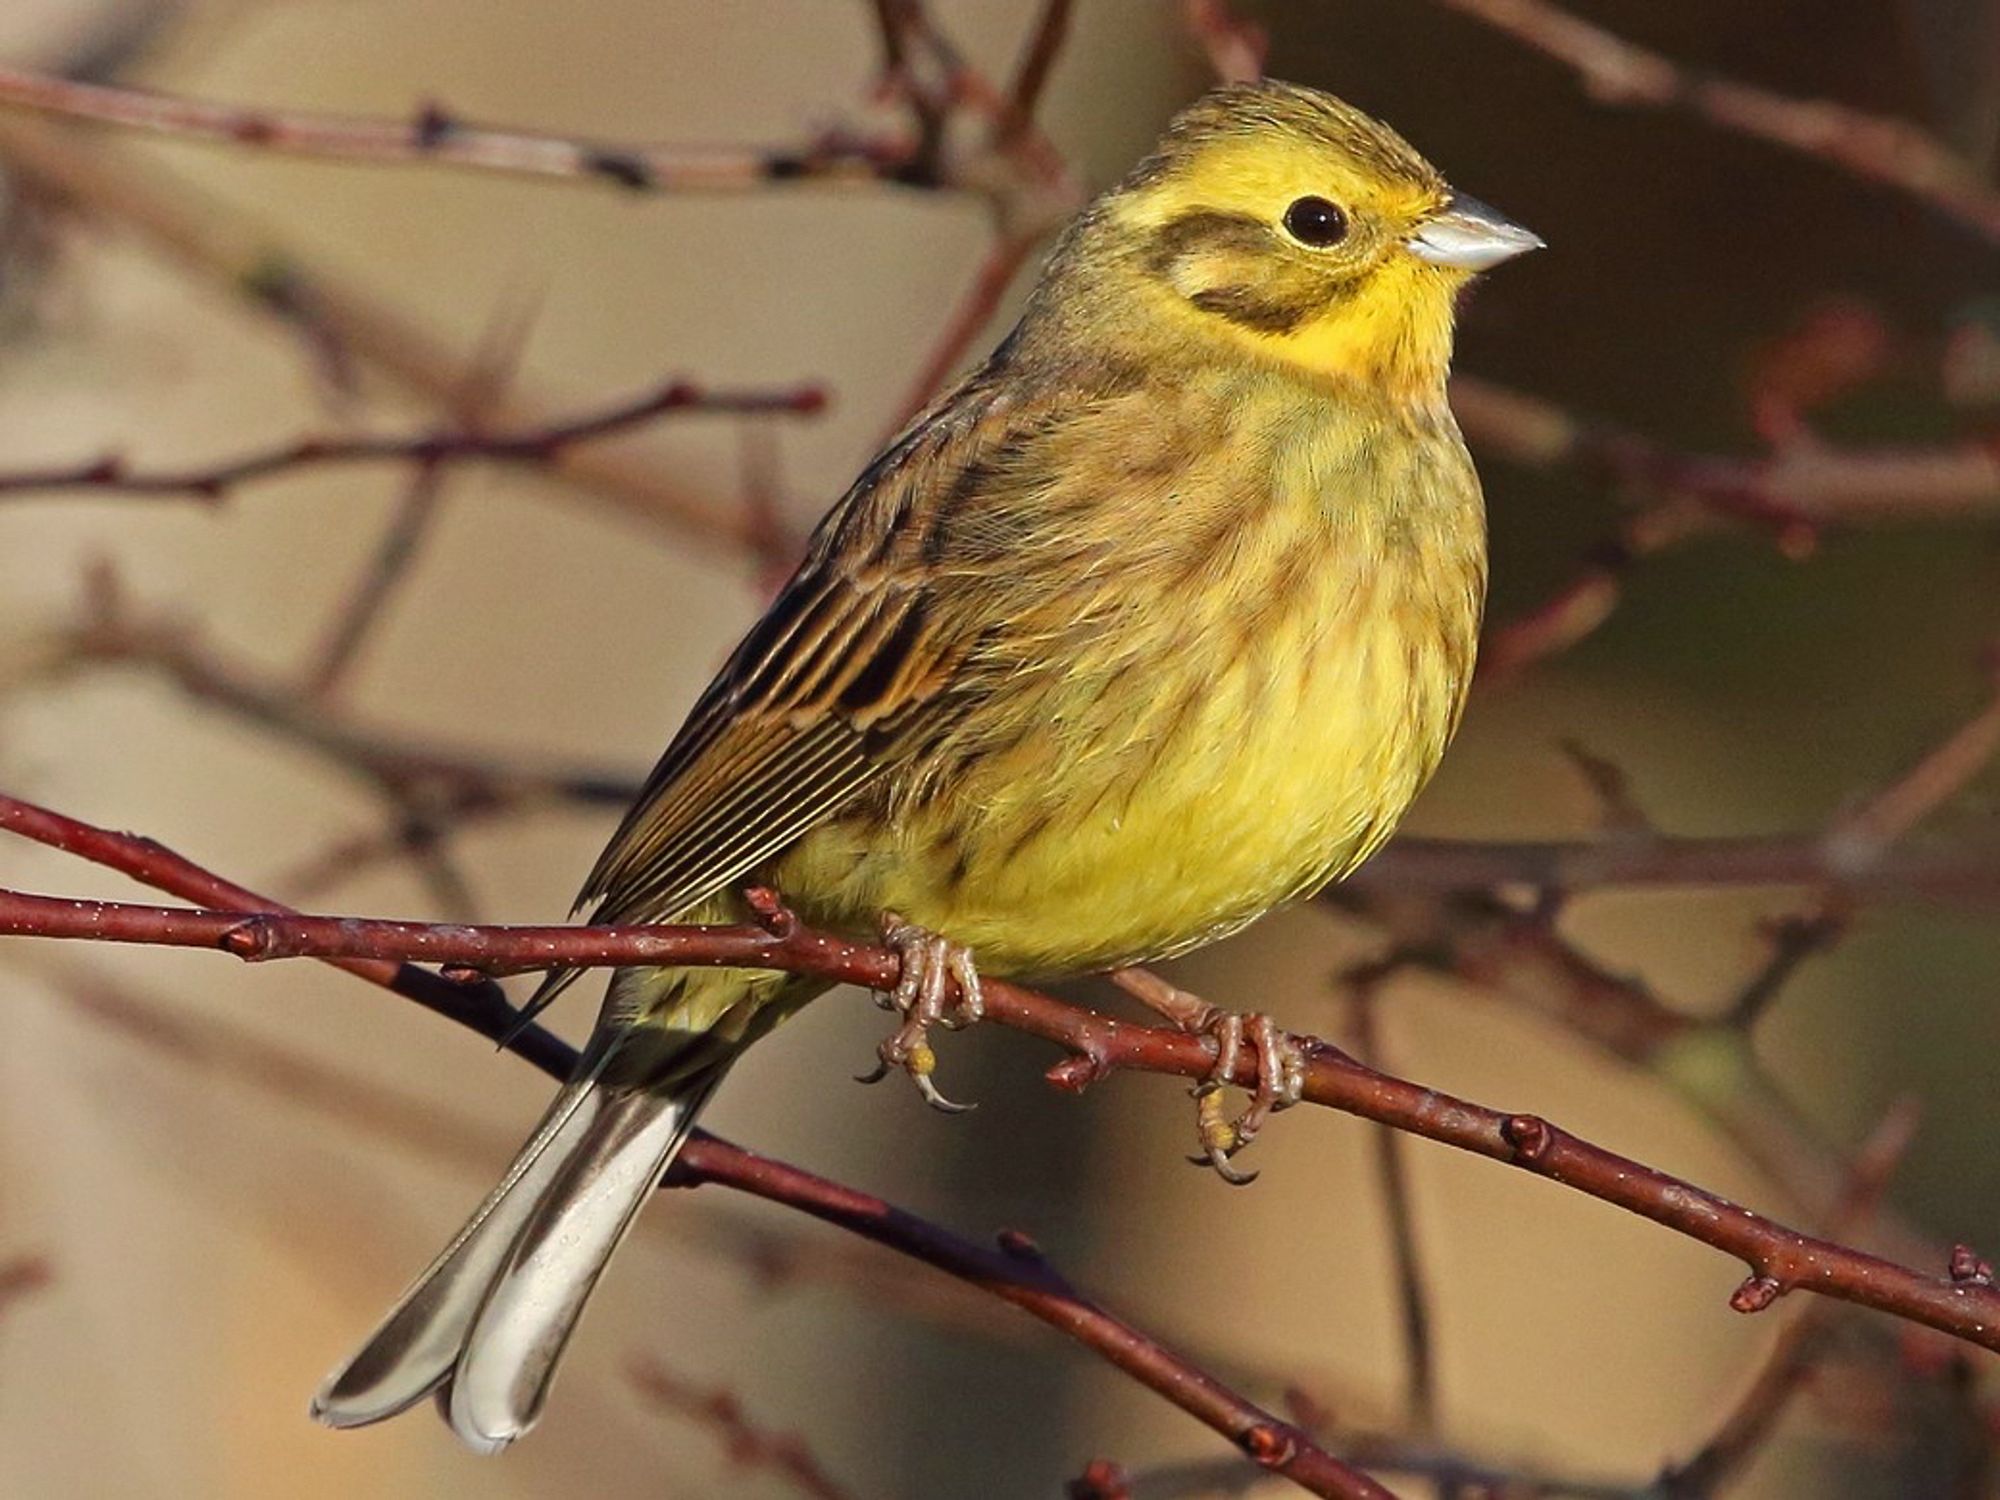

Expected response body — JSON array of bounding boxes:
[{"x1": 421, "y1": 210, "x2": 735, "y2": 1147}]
[{"x1": 311, "y1": 1059, "x2": 720, "y2": 1453}]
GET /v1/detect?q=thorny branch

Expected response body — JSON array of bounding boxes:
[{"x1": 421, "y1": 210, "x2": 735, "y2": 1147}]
[{"x1": 7, "y1": 793, "x2": 2000, "y2": 1372}]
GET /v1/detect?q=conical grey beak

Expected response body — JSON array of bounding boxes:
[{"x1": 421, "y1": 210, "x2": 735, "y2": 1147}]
[{"x1": 1406, "y1": 193, "x2": 1544, "y2": 271}]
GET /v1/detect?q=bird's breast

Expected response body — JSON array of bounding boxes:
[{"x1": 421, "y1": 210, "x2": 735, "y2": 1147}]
[{"x1": 779, "y1": 396, "x2": 1485, "y2": 977}]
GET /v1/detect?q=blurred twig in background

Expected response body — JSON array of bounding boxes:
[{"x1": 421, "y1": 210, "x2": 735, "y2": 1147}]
[{"x1": 1423, "y1": 0, "x2": 2000, "y2": 244}]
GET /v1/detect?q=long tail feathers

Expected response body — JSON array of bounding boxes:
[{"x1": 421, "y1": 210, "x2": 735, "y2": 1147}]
[{"x1": 311, "y1": 1071, "x2": 712, "y2": 1452}]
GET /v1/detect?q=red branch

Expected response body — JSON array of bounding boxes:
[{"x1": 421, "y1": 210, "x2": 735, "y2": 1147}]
[
  {"x1": 6, "y1": 792, "x2": 2000, "y2": 1367},
  {"x1": 0, "y1": 791, "x2": 1380, "y2": 1500}
]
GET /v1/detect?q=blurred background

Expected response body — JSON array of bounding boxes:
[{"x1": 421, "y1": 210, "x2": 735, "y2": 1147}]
[{"x1": 0, "y1": 2, "x2": 1995, "y2": 1496}]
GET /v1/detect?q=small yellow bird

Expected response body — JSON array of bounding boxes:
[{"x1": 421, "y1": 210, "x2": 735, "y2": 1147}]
[{"x1": 314, "y1": 79, "x2": 1538, "y2": 1450}]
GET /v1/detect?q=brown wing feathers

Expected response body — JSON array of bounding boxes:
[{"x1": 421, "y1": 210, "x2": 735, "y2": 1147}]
[{"x1": 506, "y1": 374, "x2": 1031, "y2": 1028}]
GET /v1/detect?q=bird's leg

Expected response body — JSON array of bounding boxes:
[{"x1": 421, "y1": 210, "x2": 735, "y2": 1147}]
[
  {"x1": 855, "y1": 914, "x2": 982, "y2": 1113},
  {"x1": 1110, "y1": 968, "x2": 1306, "y2": 1185}
]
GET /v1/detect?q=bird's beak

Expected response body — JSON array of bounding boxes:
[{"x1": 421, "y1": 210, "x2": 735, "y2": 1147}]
[{"x1": 1406, "y1": 194, "x2": 1544, "y2": 271}]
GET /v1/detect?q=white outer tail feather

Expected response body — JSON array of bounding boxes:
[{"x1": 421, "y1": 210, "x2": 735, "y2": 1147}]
[{"x1": 311, "y1": 1074, "x2": 710, "y2": 1452}]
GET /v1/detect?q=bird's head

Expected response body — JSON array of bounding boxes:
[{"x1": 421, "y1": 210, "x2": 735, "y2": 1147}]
[{"x1": 1047, "y1": 81, "x2": 1541, "y2": 400}]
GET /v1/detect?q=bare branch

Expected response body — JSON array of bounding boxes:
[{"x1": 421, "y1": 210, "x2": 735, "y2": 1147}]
[
  {"x1": 1345, "y1": 984, "x2": 1439, "y2": 1432},
  {"x1": 0, "y1": 116, "x2": 805, "y2": 549},
  {"x1": 1453, "y1": 377, "x2": 2000, "y2": 536},
  {"x1": 301, "y1": 456, "x2": 452, "y2": 698},
  {"x1": 8, "y1": 794, "x2": 2000, "y2": 1366},
  {"x1": 0, "y1": 794, "x2": 1382, "y2": 1500},
  {"x1": 1453, "y1": 374, "x2": 2000, "y2": 682},
  {"x1": 1184, "y1": 0, "x2": 1269, "y2": 85},
  {"x1": 1721, "y1": 907, "x2": 1849, "y2": 1031},
  {"x1": 997, "y1": 0, "x2": 1076, "y2": 144},
  {"x1": 627, "y1": 1359, "x2": 860, "y2": 1500},
  {"x1": 1355, "y1": 831, "x2": 2000, "y2": 910},
  {"x1": 1426, "y1": 0, "x2": 2000, "y2": 243},
  {"x1": 0, "y1": 378, "x2": 825, "y2": 506},
  {"x1": 1827, "y1": 668, "x2": 2000, "y2": 865},
  {"x1": 0, "y1": 63, "x2": 911, "y2": 194},
  {"x1": 1658, "y1": 1099, "x2": 1922, "y2": 1497},
  {"x1": 887, "y1": 232, "x2": 1038, "y2": 431}
]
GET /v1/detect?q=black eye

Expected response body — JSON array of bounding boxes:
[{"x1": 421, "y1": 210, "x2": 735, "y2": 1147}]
[{"x1": 1283, "y1": 196, "x2": 1348, "y2": 247}]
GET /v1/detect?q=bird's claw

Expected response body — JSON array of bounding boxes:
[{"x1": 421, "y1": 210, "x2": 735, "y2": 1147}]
[
  {"x1": 1186, "y1": 1009, "x2": 1304, "y2": 1184},
  {"x1": 857, "y1": 915, "x2": 981, "y2": 1113},
  {"x1": 1107, "y1": 969, "x2": 1302, "y2": 1181}
]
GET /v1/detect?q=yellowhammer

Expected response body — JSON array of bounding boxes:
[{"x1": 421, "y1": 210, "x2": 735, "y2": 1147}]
[{"x1": 314, "y1": 79, "x2": 1540, "y2": 1451}]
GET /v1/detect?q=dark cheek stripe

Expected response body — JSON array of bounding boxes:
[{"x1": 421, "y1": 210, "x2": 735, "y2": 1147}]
[
  {"x1": 1190, "y1": 285, "x2": 1315, "y2": 334},
  {"x1": 1149, "y1": 209, "x2": 1370, "y2": 337}
]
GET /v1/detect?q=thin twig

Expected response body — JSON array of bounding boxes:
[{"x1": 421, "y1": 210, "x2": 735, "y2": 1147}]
[
  {"x1": 1454, "y1": 376, "x2": 2000, "y2": 534},
  {"x1": 302, "y1": 457, "x2": 452, "y2": 697},
  {"x1": 1184, "y1": 0, "x2": 1269, "y2": 85},
  {"x1": 1657, "y1": 1099, "x2": 1923, "y2": 1497},
  {"x1": 1720, "y1": 907, "x2": 1849, "y2": 1031},
  {"x1": 886, "y1": 232, "x2": 1038, "y2": 431},
  {"x1": 1345, "y1": 985, "x2": 1439, "y2": 1435},
  {"x1": 996, "y1": 0, "x2": 1076, "y2": 144},
  {"x1": 1354, "y1": 831, "x2": 2000, "y2": 910},
  {"x1": 0, "y1": 64, "x2": 912, "y2": 194},
  {"x1": 1826, "y1": 669, "x2": 2000, "y2": 867},
  {"x1": 669, "y1": 1145, "x2": 1395, "y2": 1499},
  {"x1": 0, "y1": 115, "x2": 805, "y2": 549},
  {"x1": 301, "y1": 288, "x2": 544, "y2": 701},
  {"x1": 1426, "y1": 0, "x2": 2000, "y2": 243},
  {"x1": 0, "y1": 378, "x2": 824, "y2": 505},
  {"x1": 627, "y1": 1358, "x2": 860, "y2": 1500},
  {"x1": 1452, "y1": 375, "x2": 2000, "y2": 684}
]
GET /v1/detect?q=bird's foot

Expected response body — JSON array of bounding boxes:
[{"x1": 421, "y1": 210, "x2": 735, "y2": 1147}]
[
  {"x1": 1189, "y1": 1010, "x2": 1306, "y2": 1183},
  {"x1": 856, "y1": 914, "x2": 983, "y2": 1113},
  {"x1": 1111, "y1": 968, "x2": 1305, "y2": 1185}
]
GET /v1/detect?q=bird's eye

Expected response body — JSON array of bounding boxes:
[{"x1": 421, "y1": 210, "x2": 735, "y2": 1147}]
[{"x1": 1282, "y1": 196, "x2": 1348, "y2": 248}]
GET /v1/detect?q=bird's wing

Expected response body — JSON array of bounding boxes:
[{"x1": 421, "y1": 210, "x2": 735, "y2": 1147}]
[
  {"x1": 572, "y1": 556, "x2": 944, "y2": 929},
  {"x1": 570, "y1": 375, "x2": 1035, "y2": 937}
]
